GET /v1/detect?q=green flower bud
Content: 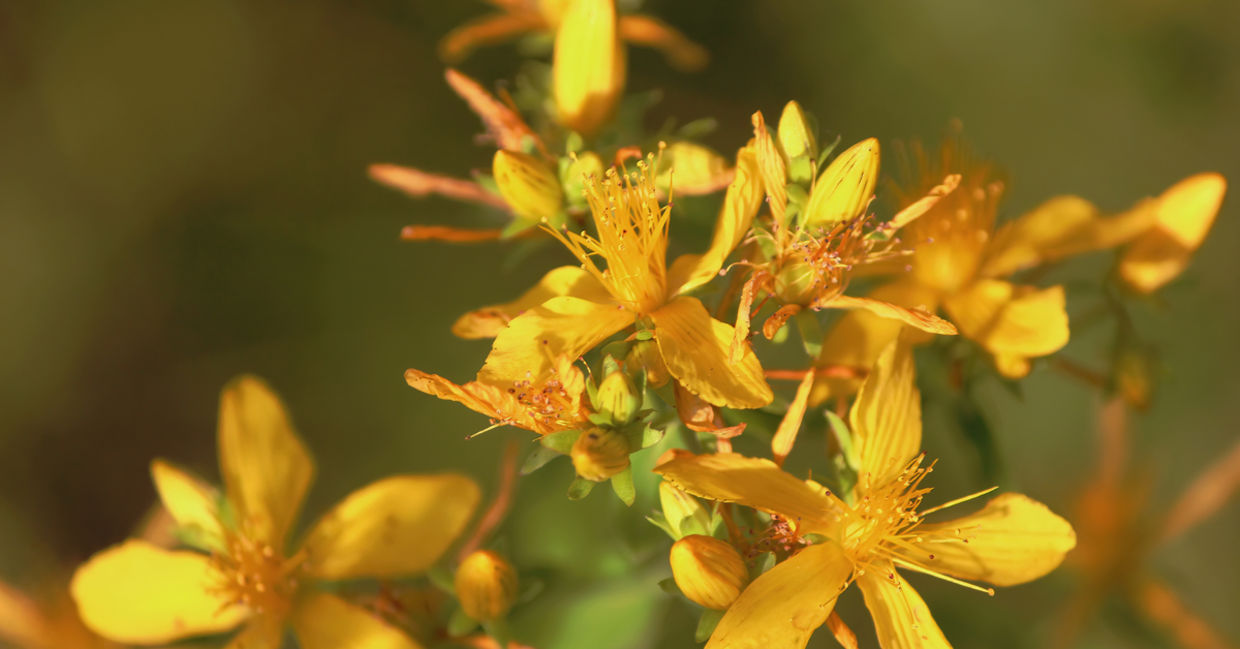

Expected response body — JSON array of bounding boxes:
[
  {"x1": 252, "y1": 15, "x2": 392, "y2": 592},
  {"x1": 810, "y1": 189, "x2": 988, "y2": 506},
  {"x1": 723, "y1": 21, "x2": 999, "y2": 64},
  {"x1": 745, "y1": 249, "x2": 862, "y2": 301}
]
[
  {"x1": 659, "y1": 481, "x2": 712, "y2": 539},
  {"x1": 596, "y1": 369, "x2": 640, "y2": 424},
  {"x1": 801, "y1": 137, "x2": 879, "y2": 230}
]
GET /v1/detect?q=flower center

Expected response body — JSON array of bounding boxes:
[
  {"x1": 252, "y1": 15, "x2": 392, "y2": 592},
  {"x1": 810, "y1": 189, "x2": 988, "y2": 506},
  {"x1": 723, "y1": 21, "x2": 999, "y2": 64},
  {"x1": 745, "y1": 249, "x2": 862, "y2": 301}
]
[
  {"x1": 546, "y1": 160, "x2": 670, "y2": 314},
  {"x1": 843, "y1": 456, "x2": 935, "y2": 569},
  {"x1": 209, "y1": 530, "x2": 304, "y2": 618}
]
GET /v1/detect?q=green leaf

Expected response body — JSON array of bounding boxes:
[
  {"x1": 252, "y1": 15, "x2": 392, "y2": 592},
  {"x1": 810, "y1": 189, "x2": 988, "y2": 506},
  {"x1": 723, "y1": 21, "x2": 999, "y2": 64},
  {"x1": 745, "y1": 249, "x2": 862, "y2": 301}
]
[
  {"x1": 568, "y1": 477, "x2": 597, "y2": 500},
  {"x1": 541, "y1": 429, "x2": 582, "y2": 454},
  {"x1": 447, "y1": 606, "x2": 477, "y2": 637},
  {"x1": 750, "y1": 551, "x2": 776, "y2": 580},
  {"x1": 517, "y1": 578, "x2": 545, "y2": 605},
  {"x1": 695, "y1": 609, "x2": 725, "y2": 643},
  {"x1": 610, "y1": 467, "x2": 636, "y2": 506},
  {"x1": 640, "y1": 424, "x2": 665, "y2": 449},
  {"x1": 815, "y1": 133, "x2": 842, "y2": 170},
  {"x1": 521, "y1": 444, "x2": 563, "y2": 475},
  {"x1": 678, "y1": 117, "x2": 718, "y2": 139}
]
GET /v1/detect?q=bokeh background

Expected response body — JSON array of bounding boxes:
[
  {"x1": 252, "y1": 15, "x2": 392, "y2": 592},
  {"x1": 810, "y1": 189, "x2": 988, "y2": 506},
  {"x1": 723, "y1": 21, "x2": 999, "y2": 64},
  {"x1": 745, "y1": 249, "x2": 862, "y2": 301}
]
[{"x1": 1, "y1": 1, "x2": 1237, "y2": 647}]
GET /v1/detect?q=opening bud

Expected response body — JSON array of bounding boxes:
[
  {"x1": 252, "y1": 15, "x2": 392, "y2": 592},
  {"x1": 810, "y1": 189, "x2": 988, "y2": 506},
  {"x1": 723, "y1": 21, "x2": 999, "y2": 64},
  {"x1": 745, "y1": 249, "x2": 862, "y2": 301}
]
[
  {"x1": 669, "y1": 535, "x2": 748, "y2": 610},
  {"x1": 454, "y1": 550, "x2": 519, "y2": 622},
  {"x1": 659, "y1": 481, "x2": 712, "y2": 539},
  {"x1": 493, "y1": 150, "x2": 564, "y2": 223},
  {"x1": 570, "y1": 427, "x2": 631, "y2": 482},
  {"x1": 777, "y1": 100, "x2": 816, "y2": 165},
  {"x1": 801, "y1": 137, "x2": 879, "y2": 230}
]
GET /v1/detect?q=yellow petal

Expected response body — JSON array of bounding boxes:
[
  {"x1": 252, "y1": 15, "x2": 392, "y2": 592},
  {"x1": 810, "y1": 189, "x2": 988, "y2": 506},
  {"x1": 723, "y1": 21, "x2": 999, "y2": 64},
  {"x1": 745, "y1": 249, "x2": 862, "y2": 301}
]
[
  {"x1": 752, "y1": 110, "x2": 788, "y2": 228},
  {"x1": 650, "y1": 297, "x2": 772, "y2": 409},
  {"x1": 1119, "y1": 172, "x2": 1226, "y2": 294},
  {"x1": 980, "y1": 196, "x2": 1134, "y2": 278},
  {"x1": 70, "y1": 540, "x2": 247, "y2": 644},
  {"x1": 654, "y1": 450, "x2": 840, "y2": 534},
  {"x1": 812, "y1": 280, "x2": 939, "y2": 404},
  {"x1": 476, "y1": 295, "x2": 634, "y2": 389},
  {"x1": 217, "y1": 376, "x2": 315, "y2": 547},
  {"x1": 910, "y1": 493, "x2": 1076, "y2": 587},
  {"x1": 151, "y1": 460, "x2": 223, "y2": 548},
  {"x1": 942, "y1": 280, "x2": 1068, "y2": 376},
  {"x1": 291, "y1": 591, "x2": 424, "y2": 649},
  {"x1": 0, "y1": 580, "x2": 44, "y2": 648},
  {"x1": 224, "y1": 617, "x2": 285, "y2": 649},
  {"x1": 301, "y1": 475, "x2": 480, "y2": 580},
  {"x1": 856, "y1": 564, "x2": 950, "y2": 649},
  {"x1": 705, "y1": 542, "x2": 852, "y2": 649},
  {"x1": 552, "y1": 0, "x2": 624, "y2": 137},
  {"x1": 849, "y1": 340, "x2": 921, "y2": 489},
  {"x1": 771, "y1": 370, "x2": 816, "y2": 466},
  {"x1": 668, "y1": 146, "x2": 763, "y2": 294},
  {"x1": 777, "y1": 100, "x2": 816, "y2": 164},
  {"x1": 452, "y1": 266, "x2": 610, "y2": 339},
  {"x1": 816, "y1": 294, "x2": 956, "y2": 336},
  {"x1": 616, "y1": 14, "x2": 709, "y2": 72},
  {"x1": 801, "y1": 138, "x2": 879, "y2": 230}
]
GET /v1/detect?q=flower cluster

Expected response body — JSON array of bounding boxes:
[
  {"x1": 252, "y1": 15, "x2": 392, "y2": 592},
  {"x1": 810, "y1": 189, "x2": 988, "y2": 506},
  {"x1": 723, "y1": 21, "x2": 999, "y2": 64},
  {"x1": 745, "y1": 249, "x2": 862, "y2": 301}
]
[{"x1": 4, "y1": 2, "x2": 1224, "y2": 649}]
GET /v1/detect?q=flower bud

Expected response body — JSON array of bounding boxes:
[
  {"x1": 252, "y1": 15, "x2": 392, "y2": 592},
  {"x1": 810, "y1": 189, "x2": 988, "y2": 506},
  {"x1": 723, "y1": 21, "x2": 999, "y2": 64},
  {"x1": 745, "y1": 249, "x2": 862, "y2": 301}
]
[
  {"x1": 570, "y1": 427, "x2": 630, "y2": 481},
  {"x1": 553, "y1": 0, "x2": 625, "y2": 137},
  {"x1": 596, "y1": 369, "x2": 641, "y2": 424},
  {"x1": 777, "y1": 100, "x2": 816, "y2": 163},
  {"x1": 625, "y1": 340, "x2": 669, "y2": 388},
  {"x1": 659, "y1": 481, "x2": 712, "y2": 539},
  {"x1": 493, "y1": 150, "x2": 563, "y2": 223},
  {"x1": 669, "y1": 535, "x2": 748, "y2": 610},
  {"x1": 454, "y1": 550, "x2": 519, "y2": 622},
  {"x1": 562, "y1": 151, "x2": 606, "y2": 205},
  {"x1": 801, "y1": 137, "x2": 879, "y2": 231}
]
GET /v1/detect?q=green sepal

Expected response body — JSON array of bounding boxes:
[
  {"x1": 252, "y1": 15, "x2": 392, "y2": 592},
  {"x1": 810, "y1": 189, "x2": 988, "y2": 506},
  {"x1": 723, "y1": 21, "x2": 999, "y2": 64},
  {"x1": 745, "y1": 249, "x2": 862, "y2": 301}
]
[
  {"x1": 567, "y1": 477, "x2": 596, "y2": 500},
  {"x1": 787, "y1": 156, "x2": 815, "y2": 187},
  {"x1": 646, "y1": 512, "x2": 679, "y2": 540},
  {"x1": 634, "y1": 329, "x2": 654, "y2": 342},
  {"x1": 520, "y1": 444, "x2": 562, "y2": 475},
  {"x1": 749, "y1": 551, "x2": 776, "y2": 580},
  {"x1": 678, "y1": 117, "x2": 718, "y2": 139},
  {"x1": 428, "y1": 563, "x2": 457, "y2": 594},
  {"x1": 586, "y1": 412, "x2": 613, "y2": 427},
  {"x1": 825, "y1": 410, "x2": 858, "y2": 502},
  {"x1": 815, "y1": 133, "x2": 842, "y2": 170},
  {"x1": 610, "y1": 467, "x2": 636, "y2": 506},
  {"x1": 565, "y1": 131, "x2": 585, "y2": 154},
  {"x1": 793, "y1": 309, "x2": 822, "y2": 358},
  {"x1": 482, "y1": 618, "x2": 512, "y2": 648},
  {"x1": 500, "y1": 217, "x2": 541, "y2": 239},
  {"x1": 516, "y1": 578, "x2": 545, "y2": 605},
  {"x1": 657, "y1": 577, "x2": 680, "y2": 595},
  {"x1": 639, "y1": 424, "x2": 665, "y2": 449},
  {"x1": 540, "y1": 429, "x2": 582, "y2": 454},
  {"x1": 695, "y1": 609, "x2": 725, "y2": 643},
  {"x1": 447, "y1": 606, "x2": 477, "y2": 637}
]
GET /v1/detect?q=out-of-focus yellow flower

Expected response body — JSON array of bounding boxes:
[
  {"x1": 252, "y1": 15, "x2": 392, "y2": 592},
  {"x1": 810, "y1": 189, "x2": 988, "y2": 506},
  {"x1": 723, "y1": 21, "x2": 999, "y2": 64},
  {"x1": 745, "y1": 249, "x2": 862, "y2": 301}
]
[
  {"x1": 439, "y1": 0, "x2": 708, "y2": 74},
  {"x1": 0, "y1": 578, "x2": 119, "y2": 649},
  {"x1": 454, "y1": 550, "x2": 519, "y2": 622},
  {"x1": 1057, "y1": 398, "x2": 1240, "y2": 649},
  {"x1": 406, "y1": 355, "x2": 589, "y2": 437},
  {"x1": 370, "y1": 69, "x2": 549, "y2": 242},
  {"x1": 1117, "y1": 172, "x2": 1225, "y2": 294},
  {"x1": 552, "y1": 0, "x2": 625, "y2": 137},
  {"x1": 657, "y1": 341, "x2": 1076, "y2": 649},
  {"x1": 669, "y1": 535, "x2": 749, "y2": 610},
  {"x1": 467, "y1": 149, "x2": 773, "y2": 409},
  {"x1": 70, "y1": 376, "x2": 480, "y2": 648}
]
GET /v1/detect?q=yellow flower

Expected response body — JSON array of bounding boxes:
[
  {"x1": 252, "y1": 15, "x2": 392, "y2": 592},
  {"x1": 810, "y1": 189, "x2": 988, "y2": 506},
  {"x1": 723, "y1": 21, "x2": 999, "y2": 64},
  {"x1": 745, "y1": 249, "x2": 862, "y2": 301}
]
[
  {"x1": 439, "y1": 0, "x2": 708, "y2": 74},
  {"x1": 70, "y1": 376, "x2": 480, "y2": 648},
  {"x1": 732, "y1": 107, "x2": 959, "y2": 358},
  {"x1": 406, "y1": 354, "x2": 589, "y2": 437},
  {"x1": 1056, "y1": 398, "x2": 1240, "y2": 648},
  {"x1": 656, "y1": 341, "x2": 1076, "y2": 649},
  {"x1": 467, "y1": 149, "x2": 773, "y2": 409}
]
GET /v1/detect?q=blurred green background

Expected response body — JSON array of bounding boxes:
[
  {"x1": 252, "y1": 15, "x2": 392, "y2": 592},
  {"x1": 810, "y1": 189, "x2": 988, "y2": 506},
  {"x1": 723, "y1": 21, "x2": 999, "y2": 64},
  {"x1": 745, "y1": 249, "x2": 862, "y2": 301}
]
[{"x1": 0, "y1": 1, "x2": 1236, "y2": 648}]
